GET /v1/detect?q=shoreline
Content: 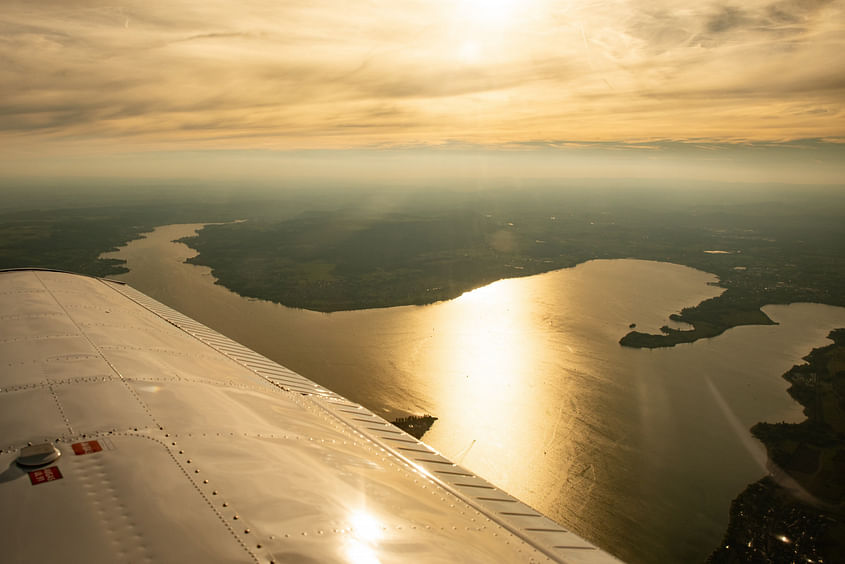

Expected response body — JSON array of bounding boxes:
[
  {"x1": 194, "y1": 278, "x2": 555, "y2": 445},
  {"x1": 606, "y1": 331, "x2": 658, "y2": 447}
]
[
  {"x1": 708, "y1": 328, "x2": 845, "y2": 562},
  {"x1": 175, "y1": 212, "x2": 845, "y2": 349},
  {"x1": 114, "y1": 222, "x2": 831, "y2": 352}
]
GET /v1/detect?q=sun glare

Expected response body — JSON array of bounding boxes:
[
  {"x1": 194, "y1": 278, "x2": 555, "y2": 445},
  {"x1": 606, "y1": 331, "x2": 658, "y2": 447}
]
[
  {"x1": 457, "y1": 0, "x2": 520, "y2": 27},
  {"x1": 448, "y1": 0, "x2": 537, "y2": 63}
]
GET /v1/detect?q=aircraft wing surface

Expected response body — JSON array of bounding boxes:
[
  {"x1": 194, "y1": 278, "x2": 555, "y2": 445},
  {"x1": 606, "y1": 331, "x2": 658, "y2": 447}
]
[{"x1": 0, "y1": 269, "x2": 621, "y2": 563}]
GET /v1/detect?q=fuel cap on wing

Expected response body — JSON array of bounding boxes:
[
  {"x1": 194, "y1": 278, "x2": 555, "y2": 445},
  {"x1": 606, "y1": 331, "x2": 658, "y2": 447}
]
[{"x1": 17, "y1": 443, "x2": 62, "y2": 468}]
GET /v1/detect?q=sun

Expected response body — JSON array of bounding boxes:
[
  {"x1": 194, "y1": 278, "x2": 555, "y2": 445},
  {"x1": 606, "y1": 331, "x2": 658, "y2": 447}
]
[{"x1": 450, "y1": 0, "x2": 527, "y2": 63}]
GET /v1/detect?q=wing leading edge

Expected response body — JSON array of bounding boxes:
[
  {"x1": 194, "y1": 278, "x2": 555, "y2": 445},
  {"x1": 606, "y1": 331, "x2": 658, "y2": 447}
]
[{"x1": 0, "y1": 269, "x2": 621, "y2": 563}]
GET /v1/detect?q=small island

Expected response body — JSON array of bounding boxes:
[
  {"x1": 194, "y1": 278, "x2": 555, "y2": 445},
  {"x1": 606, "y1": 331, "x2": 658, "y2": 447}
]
[
  {"x1": 708, "y1": 328, "x2": 845, "y2": 563},
  {"x1": 391, "y1": 414, "x2": 438, "y2": 440}
]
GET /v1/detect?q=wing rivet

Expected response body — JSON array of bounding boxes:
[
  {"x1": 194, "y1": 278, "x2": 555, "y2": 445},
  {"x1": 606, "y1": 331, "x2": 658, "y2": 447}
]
[
  {"x1": 194, "y1": 469, "x2": 200, "y2": 473},
  {"x1": 233, "y1": 515, "x2": 239, "y2": 520},
  {"x1": 223, "y1": 502, "x2": 229, "y2": 507},
  {"x1": 244, "y1": 528, "x2": 250, "y2": 534},
  {"x1": 212, "y1": 490, "x2": 218, "y2": 495},
  {"x1": 203, "y1": 479, "x2": 209, "y2": 484}
]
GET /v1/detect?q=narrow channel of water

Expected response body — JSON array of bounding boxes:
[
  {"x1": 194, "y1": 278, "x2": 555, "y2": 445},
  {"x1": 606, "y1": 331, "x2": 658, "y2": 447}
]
[{"x1": 102, "y1": 224, "x2": 845, "y2": 563}]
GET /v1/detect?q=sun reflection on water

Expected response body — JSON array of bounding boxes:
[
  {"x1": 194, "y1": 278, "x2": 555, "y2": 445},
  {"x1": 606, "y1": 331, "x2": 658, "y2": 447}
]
[
  {"x1": 450, "y1": 280, "x2": 536, "y2": 383},
  {"x1": 423, "y1": 278, "x2": 555, "y2": 487}
]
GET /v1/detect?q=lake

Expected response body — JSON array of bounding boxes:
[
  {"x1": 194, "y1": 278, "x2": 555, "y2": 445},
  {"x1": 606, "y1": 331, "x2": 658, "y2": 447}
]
[{"x1": 102, "y1": 223, "x2": 845, "y2": 563}]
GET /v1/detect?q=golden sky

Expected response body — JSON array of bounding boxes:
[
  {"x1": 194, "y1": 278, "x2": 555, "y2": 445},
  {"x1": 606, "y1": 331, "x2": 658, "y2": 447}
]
[{"x1": 1, "y1": 0, "x2": 844, "y2": 181}]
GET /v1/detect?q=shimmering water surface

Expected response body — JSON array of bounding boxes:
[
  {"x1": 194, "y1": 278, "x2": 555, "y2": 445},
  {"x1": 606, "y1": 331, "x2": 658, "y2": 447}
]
[{"x1": 102, "y1": 224, "x2": 845, "y2": 563}]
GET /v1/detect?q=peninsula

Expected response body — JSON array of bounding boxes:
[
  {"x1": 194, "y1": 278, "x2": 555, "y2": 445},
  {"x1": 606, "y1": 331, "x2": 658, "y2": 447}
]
[{"x1": 618, "y1": 290, "x2": 776, "y2": 348}]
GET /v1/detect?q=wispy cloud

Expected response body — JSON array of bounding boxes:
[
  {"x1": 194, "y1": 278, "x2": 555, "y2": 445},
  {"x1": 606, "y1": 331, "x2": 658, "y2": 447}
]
[{"x1": 0, "y1": 0, "x2": 843, "y2": 155}]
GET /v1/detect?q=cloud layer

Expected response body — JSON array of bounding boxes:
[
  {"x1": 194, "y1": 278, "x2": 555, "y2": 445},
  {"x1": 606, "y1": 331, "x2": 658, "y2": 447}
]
[{"x1": 1, "y1": 0, "x2": 843, "y2": 156}]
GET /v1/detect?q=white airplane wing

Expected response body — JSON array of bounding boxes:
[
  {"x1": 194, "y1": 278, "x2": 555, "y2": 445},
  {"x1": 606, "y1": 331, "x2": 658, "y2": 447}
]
[{"x1": 0, "y1": 269, "x2": 621, "y2": 563}]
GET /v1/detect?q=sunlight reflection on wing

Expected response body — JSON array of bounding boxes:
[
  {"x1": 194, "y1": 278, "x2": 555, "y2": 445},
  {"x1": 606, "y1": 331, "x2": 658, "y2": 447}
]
[
  {"x1": 344, "y1": 510, "x2": 384, "y2": 564},
  {"x1": 345, "y1": 539, "x2": 381, "y2": 564},
  {"x1": 349, "y1": 510, "x2": 382, "y2": 543}
]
